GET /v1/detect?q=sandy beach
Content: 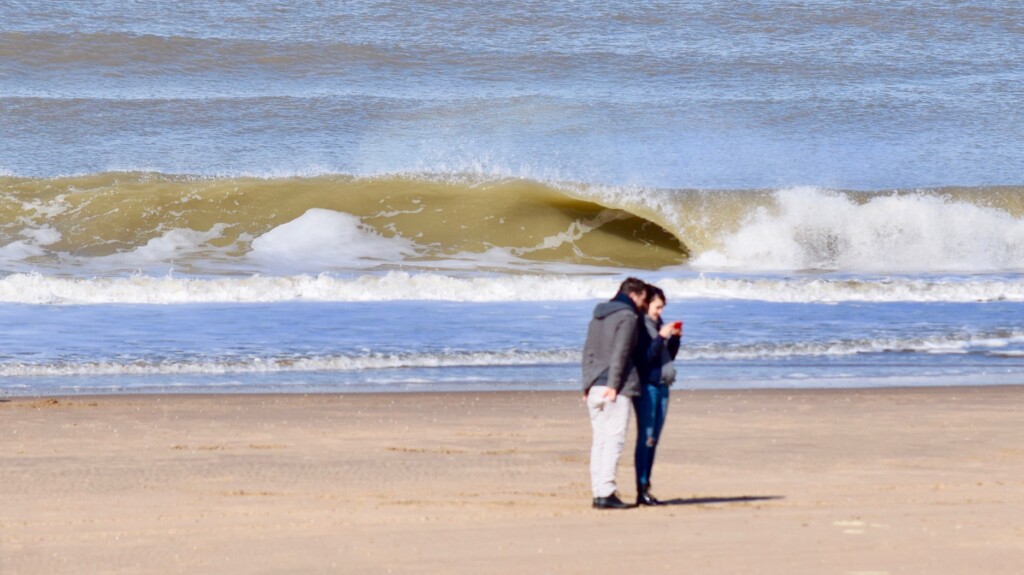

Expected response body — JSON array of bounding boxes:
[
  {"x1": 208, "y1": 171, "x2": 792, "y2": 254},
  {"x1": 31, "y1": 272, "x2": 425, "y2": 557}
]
[{"x1": 2, "y1": 386, "x2": 1022, "y2": 574}]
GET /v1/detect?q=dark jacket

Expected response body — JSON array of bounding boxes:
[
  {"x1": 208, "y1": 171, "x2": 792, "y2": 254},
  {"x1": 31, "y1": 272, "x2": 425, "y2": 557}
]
[
  {"x1": 581, "y1": 293, "x2": 642, "y2": 398},
  {"x1": 635, "y1": 315, "x2": 681, "y2": 386}
]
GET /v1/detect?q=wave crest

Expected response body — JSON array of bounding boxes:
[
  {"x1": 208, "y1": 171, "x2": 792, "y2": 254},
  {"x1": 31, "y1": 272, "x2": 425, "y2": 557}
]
[
  {"x1": 2, "y1": 172, "x2": 1023, "y2": 274},
  {"x1": 0, "y1": 172, "x2": 685, "y2": 272}
]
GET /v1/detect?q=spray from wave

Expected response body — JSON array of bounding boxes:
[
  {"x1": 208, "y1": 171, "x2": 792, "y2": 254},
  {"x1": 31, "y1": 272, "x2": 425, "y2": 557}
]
[{"x1": 693, "y1": 187, "x2": 1024, "y2": 272}]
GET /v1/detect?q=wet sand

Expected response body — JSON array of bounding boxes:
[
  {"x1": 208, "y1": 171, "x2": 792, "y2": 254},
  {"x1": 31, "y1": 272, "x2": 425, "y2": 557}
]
[{"x1": 2, "y1": 387, "x2": 1023, "y2": 574}]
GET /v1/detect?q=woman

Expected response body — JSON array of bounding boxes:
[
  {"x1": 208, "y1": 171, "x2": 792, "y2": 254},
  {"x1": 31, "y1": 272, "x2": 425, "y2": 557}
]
[{"x1": 632, "y1": 285, "x2": 682, "y2": 506}]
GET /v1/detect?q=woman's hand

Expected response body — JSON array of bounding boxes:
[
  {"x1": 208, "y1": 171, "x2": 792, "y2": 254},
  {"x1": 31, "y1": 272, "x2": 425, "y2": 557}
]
[{"x1": 661, "y1": 320, "x2": 683, "y2": 338}]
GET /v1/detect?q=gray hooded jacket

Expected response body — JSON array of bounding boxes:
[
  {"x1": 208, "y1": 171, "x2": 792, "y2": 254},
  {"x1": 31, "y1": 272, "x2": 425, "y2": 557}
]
[{"x1": 581, "y1": 296, "x2": 642, "y2": 398}]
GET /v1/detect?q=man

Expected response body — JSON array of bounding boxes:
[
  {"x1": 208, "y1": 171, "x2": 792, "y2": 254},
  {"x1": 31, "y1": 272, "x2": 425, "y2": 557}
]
[{"x1": 581, "y1": 277, "x2": 647, "y2": 509}]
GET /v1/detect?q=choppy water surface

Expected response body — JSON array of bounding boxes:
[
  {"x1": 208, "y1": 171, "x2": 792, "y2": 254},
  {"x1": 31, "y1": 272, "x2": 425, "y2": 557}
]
[
  {"x1": 2, "y1": 299, "x2": 1023, "y2": 395},
  {"x1": 2, "y1": 1, "x2": 1023, "y2": 395}
]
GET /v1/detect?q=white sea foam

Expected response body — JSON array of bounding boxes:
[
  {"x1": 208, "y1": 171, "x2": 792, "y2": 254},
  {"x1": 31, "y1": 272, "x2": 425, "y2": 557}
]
[
  {"x1": 0, "y1": 350, "x2": 578, "y2": 378},
  {"x1": 0, "y1": 239, "x2": 46, "y2": 261},
  {"x1": 677, "y1": 332, "x2": 1024, "y2": 361},
  {"x1": 0, "y1": 225, "x2": 63, "y2": 262},
  {"x1": 656, "y1": 275, "x2": 1024, "y2": 303},
  {"x1": 249, "y1": 208, "x2": 417, "y2": 270},
  {"x1": 693, "y1": 188, "x2": 1024, "y2": 272},
  {"x1": 2, "y1": 271, "x2": 1024, "y2": 304},
  {"x1": 3, "y1": 331, "x2": 1021, "y2": 379},
  {"x1": 90, "y1": 225, "x2": 231, "y2": 267},
  {"x1": 21, "y1": 226, "x2": 62, "y2": 245}
]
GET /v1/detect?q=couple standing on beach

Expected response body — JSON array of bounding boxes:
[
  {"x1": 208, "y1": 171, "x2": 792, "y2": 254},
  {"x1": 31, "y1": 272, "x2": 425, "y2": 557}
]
[{"x1": 582, "y1": 277, "x2": 682, "y2": 509}]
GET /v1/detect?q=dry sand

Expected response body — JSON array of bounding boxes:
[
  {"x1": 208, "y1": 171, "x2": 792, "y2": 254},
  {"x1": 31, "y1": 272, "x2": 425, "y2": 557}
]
[{"x1": 1, "y1": 387, "x2": 1022, "y2": 574}]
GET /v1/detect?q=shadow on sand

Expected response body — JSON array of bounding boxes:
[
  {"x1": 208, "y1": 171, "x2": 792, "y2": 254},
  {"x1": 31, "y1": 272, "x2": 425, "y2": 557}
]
[{"x1": 658, "y1": 495, "x2": 784, "y2": 506}]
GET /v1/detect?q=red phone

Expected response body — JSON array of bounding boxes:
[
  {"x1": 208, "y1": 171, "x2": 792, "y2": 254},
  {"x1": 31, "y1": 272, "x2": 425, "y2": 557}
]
[{"x1": 672, "y1": 321, "x2": 682, "y2": 330}]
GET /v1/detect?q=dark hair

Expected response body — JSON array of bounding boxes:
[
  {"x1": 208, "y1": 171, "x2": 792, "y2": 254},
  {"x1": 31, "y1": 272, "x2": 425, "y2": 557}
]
[
  {"x1": 646, "y1": 285, "x2": 666, "y2": 306},
  {"x1": 617, "y1": 277, "x2": 648, "y2": 298}
]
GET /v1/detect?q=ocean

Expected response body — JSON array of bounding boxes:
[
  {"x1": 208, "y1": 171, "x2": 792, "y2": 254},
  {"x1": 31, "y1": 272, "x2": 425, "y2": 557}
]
[{"x1": 2, "y1": 0, "x2": 1023, "y2": 396}]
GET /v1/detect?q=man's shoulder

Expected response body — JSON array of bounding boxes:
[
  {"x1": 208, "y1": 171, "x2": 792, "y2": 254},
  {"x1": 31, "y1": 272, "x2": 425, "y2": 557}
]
[
  {"x1": 607, "y1": 307, "x2": 639, "y2": 328},
  {"x1": 592, "y1": 299, "x2": 636, "y2": 320}
]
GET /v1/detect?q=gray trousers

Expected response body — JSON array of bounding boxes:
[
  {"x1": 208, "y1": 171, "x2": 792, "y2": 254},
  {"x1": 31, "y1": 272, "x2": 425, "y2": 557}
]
[{"x1": 587, "y1": 385, "x2": 631, "y2": 498}]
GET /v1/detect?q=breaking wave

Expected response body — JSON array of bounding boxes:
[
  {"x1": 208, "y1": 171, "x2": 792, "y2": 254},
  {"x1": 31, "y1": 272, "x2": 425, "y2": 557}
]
[
  {"x1": 2, "y1": 172, "x2": 1023, "y2": 275},
  {"x1": 3, "y1": 271, "x2": 1024, "y2": 304},
  {"x1": 693, "y1": 186, "x2": 1024, "y2": 272}
]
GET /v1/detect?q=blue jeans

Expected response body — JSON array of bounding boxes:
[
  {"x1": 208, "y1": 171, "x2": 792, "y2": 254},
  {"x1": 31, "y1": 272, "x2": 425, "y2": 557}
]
[{"x1": 633, "y1": 383, "x2": 670, "y2": 489}]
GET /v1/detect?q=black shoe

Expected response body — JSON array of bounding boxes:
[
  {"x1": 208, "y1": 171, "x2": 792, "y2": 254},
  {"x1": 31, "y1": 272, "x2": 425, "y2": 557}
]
[
  {"x1": 592, "y1": 493, "x2": 633, "y2": 509},
  {"x1": 636, "y1": 491, "x2": 662, "y2": 506}
]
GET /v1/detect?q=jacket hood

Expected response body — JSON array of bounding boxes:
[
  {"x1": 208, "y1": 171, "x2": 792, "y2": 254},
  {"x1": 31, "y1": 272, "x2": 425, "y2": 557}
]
[{"x1": 593, "y1": 293, "x2": 638, "y2": 319}]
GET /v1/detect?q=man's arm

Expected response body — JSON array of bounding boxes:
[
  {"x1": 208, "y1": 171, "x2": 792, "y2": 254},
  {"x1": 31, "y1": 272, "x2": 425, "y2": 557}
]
[{"x1": 605, "y1": 312, "x2": 637, "y2": 393}]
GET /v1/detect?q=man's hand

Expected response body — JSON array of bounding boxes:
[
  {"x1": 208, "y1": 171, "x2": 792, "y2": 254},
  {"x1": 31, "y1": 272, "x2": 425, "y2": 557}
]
[{"x1": 601, "y1": 386, "x2": 618, "y2": 402}]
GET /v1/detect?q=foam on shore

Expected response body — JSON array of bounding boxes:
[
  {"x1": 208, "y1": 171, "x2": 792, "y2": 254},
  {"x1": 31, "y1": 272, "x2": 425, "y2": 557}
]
[{"x1": 2, "y1": 271, "x2": 1024, "y2": 304}]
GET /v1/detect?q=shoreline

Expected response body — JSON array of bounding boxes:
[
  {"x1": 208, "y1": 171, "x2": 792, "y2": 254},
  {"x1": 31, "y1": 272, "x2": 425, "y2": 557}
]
[
  {"x1": 5, "y1": 379, "x2": 1024, "y2": 400},
  {"x1": 3, "y1": 386, "x2": 1023, "y2": 573}
]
